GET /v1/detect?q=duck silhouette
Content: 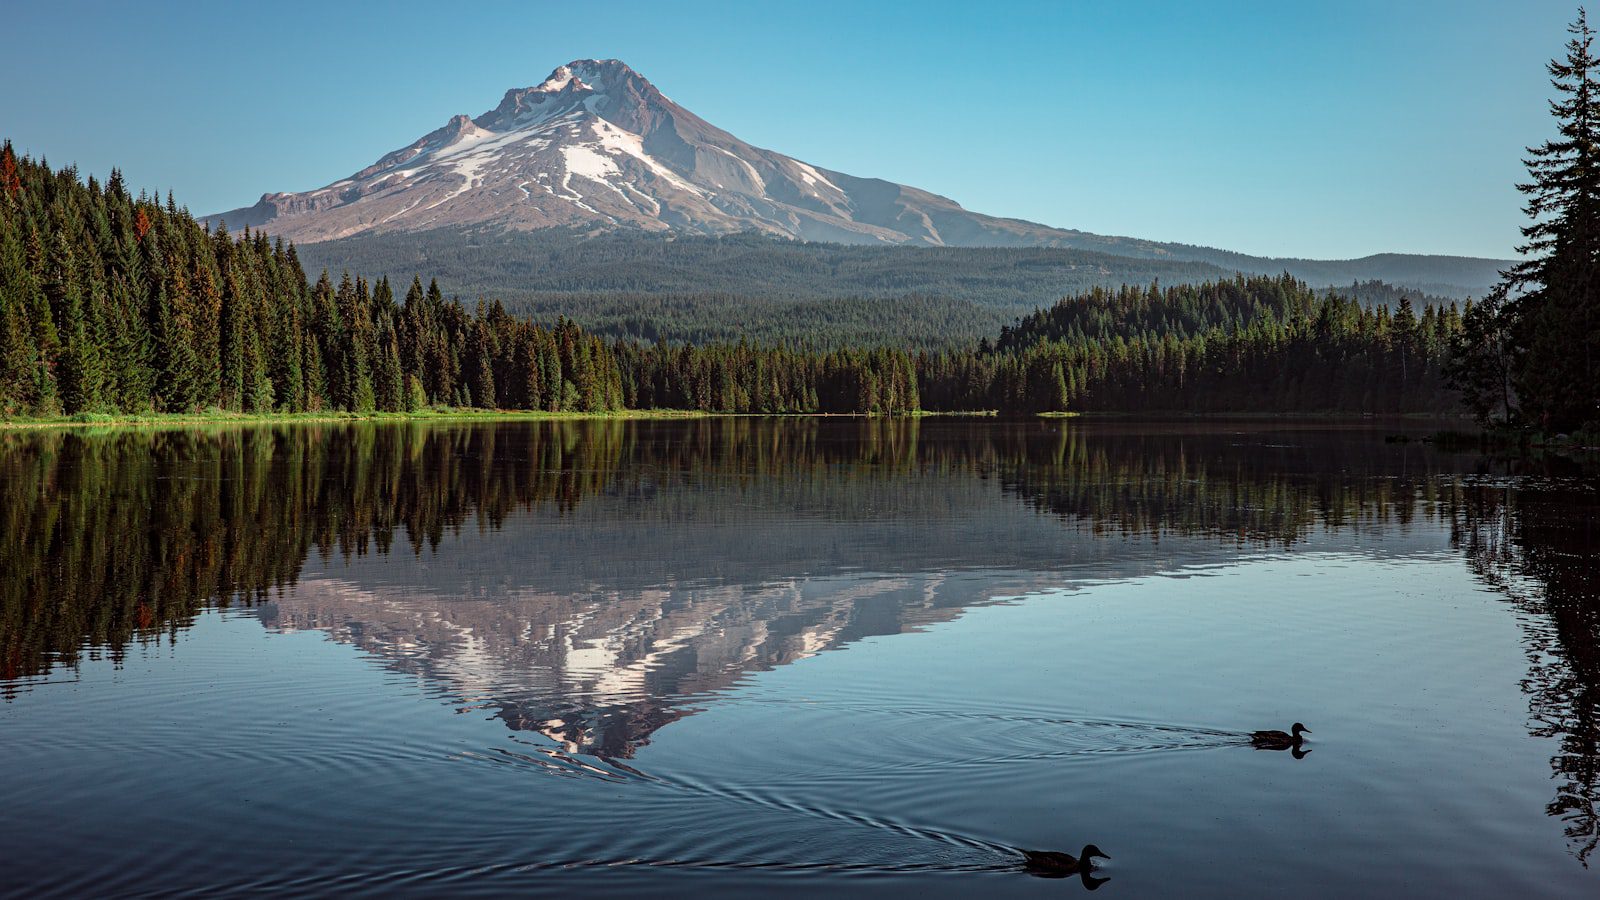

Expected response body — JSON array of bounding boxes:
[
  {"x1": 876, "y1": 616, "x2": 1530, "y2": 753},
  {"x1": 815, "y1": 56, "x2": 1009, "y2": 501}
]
[
  {"x1": 1250, "y1": 722, "x2": 1311, "y2": 751},
  {"x1": 1021, "y1": 844, "x2": 1110, "y2": 884}
]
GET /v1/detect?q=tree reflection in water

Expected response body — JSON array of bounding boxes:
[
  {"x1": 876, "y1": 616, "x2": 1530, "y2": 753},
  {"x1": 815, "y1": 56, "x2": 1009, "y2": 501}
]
[
  {"x1": 1452, "y1": 474, "x2": 1600, "y2": 865},
  {"x1": 1, "y1": 418, "x2": 1596, "y2": 864}
]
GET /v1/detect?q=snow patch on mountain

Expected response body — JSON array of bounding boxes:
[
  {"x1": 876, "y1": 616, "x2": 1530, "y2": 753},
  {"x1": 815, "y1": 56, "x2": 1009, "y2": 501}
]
[
  {"x1": 206, "y1": 57, "x2": 1110, "y2": 249},
  {"x1": 533, "y1": 65, "x2": 579, "y2": 93}
]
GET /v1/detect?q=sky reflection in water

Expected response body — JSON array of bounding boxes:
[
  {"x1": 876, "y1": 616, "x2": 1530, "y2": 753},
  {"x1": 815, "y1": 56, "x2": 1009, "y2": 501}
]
[{"x1": 0, "y1": 418, "x2": 1596, "y2": 897}]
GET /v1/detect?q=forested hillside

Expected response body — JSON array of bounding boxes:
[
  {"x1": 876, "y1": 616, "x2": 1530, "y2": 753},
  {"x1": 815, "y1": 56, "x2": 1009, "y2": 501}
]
[
  {"x1": 298, "y1": 228, "x2": 1489, "y2": 348},
  {"x1": 0, "y1": 143, "x2": 1465, "y2": 418},
  {"x1": 298, "y1": 228, "x2": 1229, "y2": 347},
  {"x1": 970, "y1": 276, "x2": 1463, "y2": 413},
  {"x1": 1319, "y1": 280, "x2": 1456, "y2": 311}
]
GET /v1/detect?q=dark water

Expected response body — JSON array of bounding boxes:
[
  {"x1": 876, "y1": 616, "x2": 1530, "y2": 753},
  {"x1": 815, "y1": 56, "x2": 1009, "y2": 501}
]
[{"x1": 2, "y1": 418, "x2": 1597, "y2": 897}]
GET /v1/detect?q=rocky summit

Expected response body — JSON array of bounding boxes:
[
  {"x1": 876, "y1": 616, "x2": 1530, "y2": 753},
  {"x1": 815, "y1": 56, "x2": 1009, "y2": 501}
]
[{"x1": 206, "y1": 59, "x2": 1128, "y2": 248}]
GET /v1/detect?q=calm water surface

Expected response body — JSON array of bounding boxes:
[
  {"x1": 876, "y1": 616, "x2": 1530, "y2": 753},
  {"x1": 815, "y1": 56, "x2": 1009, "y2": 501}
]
[{"x1": 2, "y1": 419, "x2": 1597, "y2": 897}]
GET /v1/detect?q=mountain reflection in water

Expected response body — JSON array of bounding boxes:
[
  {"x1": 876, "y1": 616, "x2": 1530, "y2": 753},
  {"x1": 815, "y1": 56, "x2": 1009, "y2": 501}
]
[{"x1": 2, "y1": 417, "x2": 1598, "y2": 886}]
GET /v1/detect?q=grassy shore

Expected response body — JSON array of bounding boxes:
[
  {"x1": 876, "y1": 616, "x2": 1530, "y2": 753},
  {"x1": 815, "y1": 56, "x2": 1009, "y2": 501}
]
[
  {"x1": 0, "y1": 407, "x2": 1482, "y2": 432},
  {"x1": 0, "y1": 407, "x2": 719, "y2": 431},
  {"x1": 0, "y1": 407, "x2": 1003, "y2": 431}
]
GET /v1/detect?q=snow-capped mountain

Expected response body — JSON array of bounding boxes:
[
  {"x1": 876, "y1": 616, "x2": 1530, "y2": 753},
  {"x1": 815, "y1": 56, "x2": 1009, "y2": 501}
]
[{"x1": 208, "y1": 59, "x2": 1118, "y2": 247}]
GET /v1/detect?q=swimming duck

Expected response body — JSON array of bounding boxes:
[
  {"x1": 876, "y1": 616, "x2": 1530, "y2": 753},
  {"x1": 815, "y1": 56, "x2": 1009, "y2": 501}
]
[
  {"x1": 1021, "y1": 844, "x2": 1110, "y2": 877},
  {"x1": 1250, "y1": 722, "x2": 1311, "y2": 750}
]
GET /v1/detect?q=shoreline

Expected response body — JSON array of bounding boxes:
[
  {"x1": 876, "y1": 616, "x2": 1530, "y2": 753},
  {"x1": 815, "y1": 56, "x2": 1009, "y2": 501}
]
[
  {"x1": 0, "y1": 408, "x2": 983, "y2": 431},
  {"x1": 0, "y1": 407, "x2": 1484, "y2": 432},
  {"x1": 0, "y1": 408, "x2": 718, "y2": 431}
]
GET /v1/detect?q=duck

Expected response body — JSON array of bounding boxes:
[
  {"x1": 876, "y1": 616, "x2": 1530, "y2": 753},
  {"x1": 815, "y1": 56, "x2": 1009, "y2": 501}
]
[
  {"x1": 1250, "y1": 722, "x2": 1311, "y2": 750},
  {"x1": 1021, "y1": 844, "x2": 1110, "y2": 877}
]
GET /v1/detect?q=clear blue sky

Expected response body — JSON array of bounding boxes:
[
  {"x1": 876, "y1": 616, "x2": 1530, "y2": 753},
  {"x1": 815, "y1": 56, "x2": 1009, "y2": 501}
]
[{"x1": 2, "y1": 0, "x2": 1581, "y2": 259}]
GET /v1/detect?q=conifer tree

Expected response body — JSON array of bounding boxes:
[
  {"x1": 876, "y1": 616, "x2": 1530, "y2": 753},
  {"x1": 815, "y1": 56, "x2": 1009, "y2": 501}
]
[
  {"x1": 0, "y1": 141, "x2": 21, "y2": 197},
  {"x1": 374, "y1": 312, "x2": 405, "y2": 412},
  {"x1": 339, "y1": 275, "x2": 376, "y2": 412},
  {"x1": 217, "y1": 251, "x2": 248, "y2": 409},
  {"x1": 49, "y1": 226, "x2": 104, "y2": 413},
  {"x1": 1505, "y1": 8, "x2": 1600, "y2": 429},
  {"x1": 313, "y1": 272, "x2": 345, "y2": 408},
  {"x1": 0, "y1": 196, "x2": 42, "y2": 411},
  {"x1": 539, "y1": 329, "x2": 563, "y2": 411},
  {"x1": 1447, "y1": 291, "x2": 1517, "y2": 424},
  {"x1": 152, "y1": 279, "x2": 200, "y2": 412},
  {"x1": 469, "y1": 317, "x2": 497, "y2": 409}
]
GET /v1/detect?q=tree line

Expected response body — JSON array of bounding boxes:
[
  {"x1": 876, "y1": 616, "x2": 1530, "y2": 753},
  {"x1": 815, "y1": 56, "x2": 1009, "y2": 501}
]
[
  {"x1": 3, "y1": 139, "x2": 1469, "y2": 418},
  {"x1": 956, "y1": 274, "x2": 1465, "y2": 413},
  {"x1": 0, "y1": 146, "x2": 933, "y2": 417}
]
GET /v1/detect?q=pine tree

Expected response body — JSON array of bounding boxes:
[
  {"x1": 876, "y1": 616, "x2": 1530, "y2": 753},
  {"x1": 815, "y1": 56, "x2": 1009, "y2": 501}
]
[
  {"x1": 404, "y1": 374, "x2": 426, "y2": 412},
  {"x1": 1050, "y1": 360, "x2": 1070, "y2": 411},
  {"x1": 1392, "y1": 296, "x2": 1418, "y2": 391},
  {"x1": 331, "y1": 273, "x2": 375, "y2": 411},
  {"x1": 152, "y1": 280, "x2": 200, "y2": 412},
  {"x1": 515, "y1": 330, "x2": 543, "y2": 410},
  {"x1": 0, "y1": 200, "x2": 41, "y2": 412},
  {"x1": 1507, "y1": 8, "x2": 1600, "y2": 429},
  {"x1": 265, "y1": 240, "x2": 305, "y2": 411},
  {"x1": 374, "y1": 313, "x2": 405, "y2": 412},
  {"x1": 1447, "y1": 291, "x2": 1517, "y2": 424},
  {"x1": 49, "y1": 226, "x2": 104, "y2": 413},
  {"x1": 540, "y1": 330, "x2": 562, "y2": 411},
  {"x1": 0, "y1": 141, "x2": 21, "y2": 197},
  {"x1": 470, "y1": 318, "x2": 496, "y2": 409},
  {"x1": 218, "y1": 268, "x2": 248, "y2": 408}
]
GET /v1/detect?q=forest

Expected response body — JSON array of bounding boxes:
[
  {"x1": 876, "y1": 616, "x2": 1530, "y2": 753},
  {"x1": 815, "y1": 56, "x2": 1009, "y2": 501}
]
[
  {"x1": 296, "y1": 226, "x2": 1493, "y2": 347},
  {"x1": 0, "y1": 140, "x2": 1470, "y2": 419}
]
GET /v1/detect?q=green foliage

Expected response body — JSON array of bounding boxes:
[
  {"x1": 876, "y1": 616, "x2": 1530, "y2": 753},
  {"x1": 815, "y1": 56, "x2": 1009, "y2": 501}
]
[
  {"x1": 297, "y1": 228, "x2": 1503, "y2": 351},
  {"x1": 1455, "y1": 10, "x2": 1600, "y2": 431},
  {"x1": 297, "y1": 228, "x2": 1232, "y2": 347},
  {"x1": 404, "y1": 374, "x2": 426, "y2": 412},
  {"x1": 0, "y1": 145, "x2": 1468, "y2": 420},
  {"x1": 1445, "y1": 291, "x2": 1517, "y2": 424},
  {"x1": 959, "y1": 273, "x2": 1465, "y2": 414}
]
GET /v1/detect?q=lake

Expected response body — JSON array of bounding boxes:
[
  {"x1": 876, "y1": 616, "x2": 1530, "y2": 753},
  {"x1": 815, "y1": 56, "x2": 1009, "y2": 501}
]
[{"x1": 2, "y1": 418, "x2": 1596, "y2": 897}]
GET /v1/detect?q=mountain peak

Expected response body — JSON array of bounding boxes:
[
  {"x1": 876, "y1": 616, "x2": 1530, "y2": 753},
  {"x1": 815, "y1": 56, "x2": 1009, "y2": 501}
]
[
  {"x1": 475, "y1": 59, "x2": 649, "y2": 131},
  {"x1": 524, "y1": 59, "x2": 640, "y2": 95},
  {"x1": 205, "y1": 56, "x2": 1074, "y2": 247}
]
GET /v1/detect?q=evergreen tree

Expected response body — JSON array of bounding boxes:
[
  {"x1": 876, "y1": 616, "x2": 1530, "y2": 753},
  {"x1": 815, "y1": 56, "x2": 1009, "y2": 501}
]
[
  {"x1": 1447, "y1": 292, "x2": 1518, "y2": 424},
  {"x1": 152, "y1": 280, "x2": 200, "y2": 411},
  {"x1": 1505, "y1": 8, "x2": 1600, "y2": 430},
  {"x1": 49, "y1": 226, "x2": 104, "y2": 413},
  {"x1": 332, "y1": 274, "x2": 375, "y2": 412},
  {"x1": 374, "y1": 313, "x2": 405, "y2": 412}
]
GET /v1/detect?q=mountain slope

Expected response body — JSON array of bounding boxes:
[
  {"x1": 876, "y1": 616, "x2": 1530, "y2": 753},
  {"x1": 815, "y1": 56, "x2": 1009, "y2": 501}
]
[
  {"x1": 210, "y1": 58, "x2": 1509, "y2": 295},
  {"x1": 210, "y1": 58, "x2": 1078, "y2": 247}
]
